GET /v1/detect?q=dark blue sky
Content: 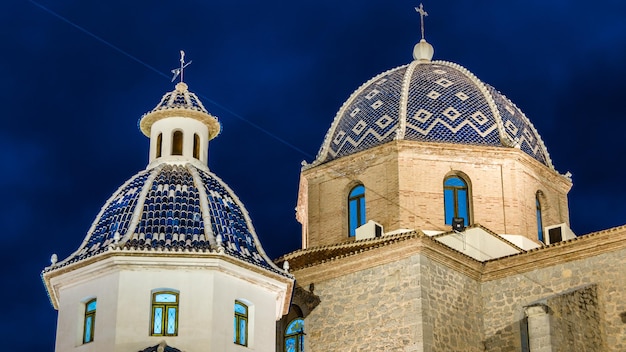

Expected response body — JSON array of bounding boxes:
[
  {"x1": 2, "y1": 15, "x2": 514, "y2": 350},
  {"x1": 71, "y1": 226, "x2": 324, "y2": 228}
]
[{"x1": 3, "y1": 1, "x2": 626, "y2": 350}]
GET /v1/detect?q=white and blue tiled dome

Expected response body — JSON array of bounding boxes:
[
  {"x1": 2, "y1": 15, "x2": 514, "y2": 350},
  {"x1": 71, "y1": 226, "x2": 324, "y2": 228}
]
[
  {"x1": 314, "y1": 54, "x2": 554, "y2": 169},
  {"x1": 45, "y1": 82, "x2": 283, "y2": 275}
]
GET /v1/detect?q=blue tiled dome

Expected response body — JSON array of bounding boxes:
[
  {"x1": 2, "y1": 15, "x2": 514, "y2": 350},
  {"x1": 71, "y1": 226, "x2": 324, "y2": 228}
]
[
  {"x1": 49, "y1": 163, "x2": 280, "y2": 273},
  {"x1": 315, "y1": 60, "x2": 553, "y2": 169}
]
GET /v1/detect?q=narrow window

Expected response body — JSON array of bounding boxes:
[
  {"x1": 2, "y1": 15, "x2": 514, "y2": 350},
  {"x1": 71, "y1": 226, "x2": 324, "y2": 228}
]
[
  {"x1": 444, "y1": 175, "x2": 470, "y2": 226},
  {"x1": 172, "y1": 131, "x2": 183, "y2": 156},
  {"x1": 536, "y1": 192, "x2": 544, "y2": 243},
  {"x1": 151, "y1": 291, "x2": 178, "y2": 336},
  {"x1": 348, "y1": 185, "x2": 366, "y2": 237},
  {"x1": 83, "y1": 299, "x2": 96, "y2": 344},
  {"x1": 234, "y1": 301, "x2": 248, "y2": 346},
  {"x1": 193, "y1": 133, "x2": 200, "y2": 159},
  {"x1": 156, "y1": 133, "x2": 162, "y2": 158},
  {"x1": 284, "y1": 318, "x2": 304, "y2": 352}
]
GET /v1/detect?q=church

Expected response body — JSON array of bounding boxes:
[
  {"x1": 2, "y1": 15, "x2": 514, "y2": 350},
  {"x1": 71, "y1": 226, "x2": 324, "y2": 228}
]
[{"x1": 42, "y1": 6, "x2": 625, "y2": 352}]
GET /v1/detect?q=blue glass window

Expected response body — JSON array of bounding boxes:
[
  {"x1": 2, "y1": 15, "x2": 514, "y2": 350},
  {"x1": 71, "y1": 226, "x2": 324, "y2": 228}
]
[
  {"x1": 83, "y1": 299, "x2": 96, "y2": 344},
  {"x1": 234, "y1": 301, "x2": 248, "y2": 346},
  {"x1": 536, "y1": 192, "x2": 544, "y2": 243},
  {"x1": 444, "y1": 176, "x2": 470, "y2": 226},
  {"x1": 284, "y1": 318, "x2": 304, "y2": 352},
  {"x1": 348, "y1": 185, "x2": 366, "y2": 237},
  {"x1": 151, "y1": 291, "x2": 178, "y2": 336}
]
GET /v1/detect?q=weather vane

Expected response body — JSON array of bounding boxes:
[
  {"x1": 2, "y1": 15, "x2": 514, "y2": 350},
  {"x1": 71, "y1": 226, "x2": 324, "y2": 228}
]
[
  {"x1": 415, "y1": 3, "x2": 428, "y2": 40},
  {"x1": 171, "y1": 50, "x2": 192, "y2": 83}
]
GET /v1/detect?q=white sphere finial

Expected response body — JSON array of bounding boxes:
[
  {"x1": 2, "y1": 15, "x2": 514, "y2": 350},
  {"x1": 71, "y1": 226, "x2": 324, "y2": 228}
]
[
  {"x1": 413, "y1": 39, "x2": 434, "y2": 61},
  {"x1": 50, "y1": 253, "x2": 58, "y2": 265}
]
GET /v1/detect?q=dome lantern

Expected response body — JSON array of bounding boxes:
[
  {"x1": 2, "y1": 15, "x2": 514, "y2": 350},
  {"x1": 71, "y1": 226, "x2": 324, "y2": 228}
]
[{"x1": 139, "y1": 52, "x2": 221, "y2": 167}]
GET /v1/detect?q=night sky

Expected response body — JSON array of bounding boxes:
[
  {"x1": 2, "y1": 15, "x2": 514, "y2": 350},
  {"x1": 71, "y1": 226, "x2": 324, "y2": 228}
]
[{"x1": 3, "y1": 1, "x2": 626, "y2": 350}]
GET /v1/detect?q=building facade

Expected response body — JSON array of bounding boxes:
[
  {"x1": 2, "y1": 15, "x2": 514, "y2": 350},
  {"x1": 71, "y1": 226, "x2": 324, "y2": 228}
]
[
  {"x1": 42, "y1": 80, "x2": 294, "y2": 352},
  {"x1": 277, "y1": 35, "x2": 626, "y2": 352},
  {"x1": 42, "y1": 15, "x2": 626, "y2": 352}
]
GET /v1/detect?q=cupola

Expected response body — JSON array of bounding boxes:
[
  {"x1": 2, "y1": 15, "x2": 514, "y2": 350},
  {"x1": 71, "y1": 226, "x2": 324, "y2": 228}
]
[{"x1": 139, "y1": 55, "x2": 221, "y2": 167}]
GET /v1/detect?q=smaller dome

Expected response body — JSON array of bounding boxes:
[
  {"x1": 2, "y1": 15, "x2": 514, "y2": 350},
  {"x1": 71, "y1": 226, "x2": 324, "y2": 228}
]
[
  {"x1": 139, "y1": 82, "x2": 221, "y2": 139},
  {"x1": 45, "y1": 163, "x2": 283, "y2": 274}
]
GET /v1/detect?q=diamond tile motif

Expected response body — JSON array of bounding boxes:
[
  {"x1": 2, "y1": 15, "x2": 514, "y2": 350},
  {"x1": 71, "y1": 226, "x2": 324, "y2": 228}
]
[
  {"x1": 413, "y1": 109, "x2": 433, "y2": 123},
  {"x1": 471, "y1": 111, "x2": 488, "y2": 125},
  {"x1": 435, "y1": 78, "x2": 453, "y2": 88},
  {"x1": 427, "y1": 90, "x2": 441, "y2": 100},
  {"x1": 504, "y1": 120, "x2": 518, "y2": 135},
  {"x1": 352, "y1": 120, "x2": 367, "y2": 135},
  {"x1": 365, "y1": 89, "x2": 380, "y2": 100},
  {"x1": 455, "y1": 92, "x2": 469, "y2": 101},
  {"x1": 371, "y1": 100, "x2": 383, "y2": 109},
  {"x1": 442, "y1": 107, "x2": 461, "y2": 120},
  {"x1": 320, "y1": 61, "x2": 551, "y2": 168},
  {"x1": 333, "y1": 130, "x2": 346, "y2": 145},
  {"x1": 523, "y1": 128, "x2": 534, "y2": 143},
  {"x1": 376, "y1": 115, "x2": 393, "y2": 129}
]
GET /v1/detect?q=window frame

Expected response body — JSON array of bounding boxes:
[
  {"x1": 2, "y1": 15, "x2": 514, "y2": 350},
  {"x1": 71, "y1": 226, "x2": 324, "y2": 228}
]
[
  {"x1": 82, "y1": 298, "x2": 97, "y2": 344},
  {"x1": 234, "y1": 300, "x2": 248, "y2": 346},
  {"x1": 150, "y1": 290, "x2": 179, "y2": 337},
  {"x1": 284, "y1": 318, "x2": 304, "y2": 352},
  {"x1": 443, "y1": 174, "x2": 471, "y2": 226},
  {"x1": 348, "y1": 184, "x2": 366, "y2": 237},
  {"x1": 536, "y1": 191, "x2": 544, "y2": 243}
]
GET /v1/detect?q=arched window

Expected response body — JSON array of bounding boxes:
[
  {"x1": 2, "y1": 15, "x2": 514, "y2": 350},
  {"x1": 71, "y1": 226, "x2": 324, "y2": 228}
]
[
  {"x1": 536, "y1": 192, "x2": 544, "y2": 243},
  {"x1": 172, "y1": 131, "x2": 183, "y2": 156},
  {"x1": 193, "y1": 133, "x2": 200, "y2": 159},
  {"x1": 150, "y1": 291, "x2": 179, "y2": 336},
  {"x1": 284, "y1": 318, "x2": 304, "y2": 352},
  {"x1": 156, "y1": 133, "x2": 162, "y2": 158},
  {"x1": 83, "y1": 298, "x2": 96, "y2": 344},
  {"x1": 444, "y1": 175, "x2": 470, "y2": 226},
  {"x1": 348, "y1": 184, "x2": 366, "y2": 237},
  {"x1": 234, "y1": 301, "x2": 248, "y2": 346}
]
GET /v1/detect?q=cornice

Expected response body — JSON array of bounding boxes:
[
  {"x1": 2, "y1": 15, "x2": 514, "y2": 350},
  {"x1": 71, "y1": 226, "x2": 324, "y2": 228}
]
[
  {"x1": 286, "y1": 225, "x2": 626, "y2": 286},
  {"x1": 43, "y1": 247, "x2": 294, "y2": 312}
]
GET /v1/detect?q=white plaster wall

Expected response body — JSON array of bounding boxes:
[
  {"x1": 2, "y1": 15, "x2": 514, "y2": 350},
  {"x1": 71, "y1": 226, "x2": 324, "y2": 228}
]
[
  {"x1": 54, "y1": 270, "x2": 120, "y2": 352},
  {"x1": 211, "y1": 271, "x2": 280, "y2": 352},
  {"x1": 149, "y1": 117, "x2": 209, "y2": 164},
  {"x1": 50, "y1": 255, "x2": 289, "y2": 352}
]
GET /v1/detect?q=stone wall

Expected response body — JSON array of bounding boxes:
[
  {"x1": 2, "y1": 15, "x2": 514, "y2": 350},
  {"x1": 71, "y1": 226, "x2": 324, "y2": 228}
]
[
  {"x1": 549, "y1": 285, "x2": 602, "y2": 352},
  {"x1": 306, "y1": 255, "x2": 423, "y2": 351},
  {"x1": 419, "y1": 255, "x2": 483, "y2": 352},
  {"x1": 305, "y1": 253, "x2": 484, "y2": 352},
  {"x1": 481, "y1": 247, "x2": 626, "y2": 352},
  {"x1": 288, "y1": 225, "x2": 626, "y2": 352}
]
